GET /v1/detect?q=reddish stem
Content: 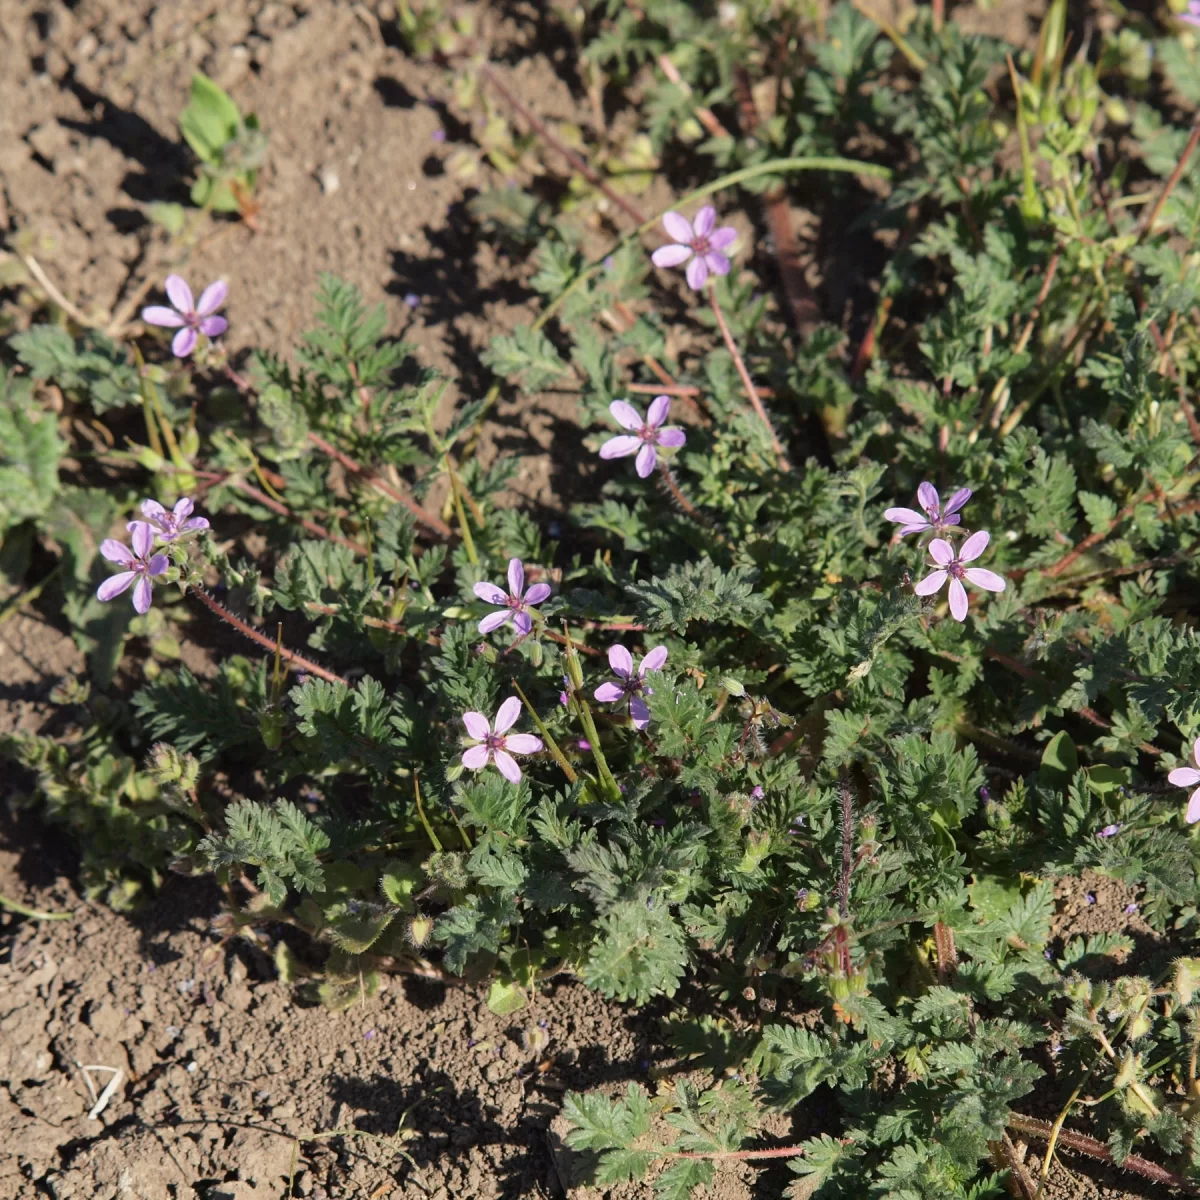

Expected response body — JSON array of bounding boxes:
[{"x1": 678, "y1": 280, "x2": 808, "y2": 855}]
[
  {"x1": 1007, "y1": 1113, "x2": 1200, "y2": 1193},
  {"x1": 708, "y1": 288, "x2": 791, "y2": 471},
  {"x1": 477, "y1": 63, "x2": 645, "y2": 226},
  {"x1": 1137, "y1": 114, "x2": 1200, "y2": 245},
  {"x1": 305, "y1": 432, "x2": 453, "y2": 540},
  {"x1": 190, "y1": 588, "x2": 349, "y2": 687}
]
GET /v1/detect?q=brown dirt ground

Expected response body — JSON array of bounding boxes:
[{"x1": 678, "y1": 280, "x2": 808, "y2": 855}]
[{"x1": 0, "y1": 0, "x2": 1188, "y2": 1197}]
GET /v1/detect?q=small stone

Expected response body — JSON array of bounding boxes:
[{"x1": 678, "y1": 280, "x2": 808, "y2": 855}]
[{"x1": 318, "y1": 168, "x2": 340, "y2": 195}]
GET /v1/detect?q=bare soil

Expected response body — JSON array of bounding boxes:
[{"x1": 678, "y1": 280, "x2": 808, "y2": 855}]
[{"x1": 0, "y1": 0, "x2": 1188, "y2": 1197}]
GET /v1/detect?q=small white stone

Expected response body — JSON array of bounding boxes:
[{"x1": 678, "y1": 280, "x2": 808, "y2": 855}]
[{"x1": 319, "y1": 168, "x2": 340, "y2": 196}]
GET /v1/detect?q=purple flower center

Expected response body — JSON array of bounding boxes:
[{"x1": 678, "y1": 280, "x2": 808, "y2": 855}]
[
  {"x1": 637, "y1": 424, "x2": 656, "y2": 443},
  {"x1": 507, "y1": 594, "x2": 523, "y2": 610},
  {"x1": 484, "y1": 733, "x2": 507, "y2": 752},
  {"x1": 691, "y1": 234, "x2": 712, "y2": 255},
  {"x1": 947, "y1": 558, "x2": 966, "y2": 580}
]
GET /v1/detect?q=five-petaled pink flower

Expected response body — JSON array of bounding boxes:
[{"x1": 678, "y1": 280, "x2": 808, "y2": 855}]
[
  {"x1": 142, "y1": 275, "x2": 229, "y2": 358},
  {"x1": 885, "y1": 482, "x2": 972, "y2": 538},
  {"x1": 474, "y1": 558, "x2": 551, "y2": 636},
  {"x1": 914, "y1": 531, "x2": 1006, "y2": 621},
  {"x1": 1181, "y1": 0, "x2": 1200, "y2": 26},
  {"x1": 97, "y1": 521, "x2": 169, "y2": 614},
  {"x1": 651, "y1": 206, "x2": 737, "y2": 290},
  {"x1": 599, "y1": 397, "x2": 686, "y2": 478},
  {"x1": 133, "y1": 497, "x2": 209, "y2": 543},
  {"x1": 461, "y1": 697, "x2": 544, "y2": 783},
  {"x1": 1168, "y1": 738, "x2": 1200, "y2": 823},
  {"x1": 594, "y1": 644, "x2": 668, "y2": 729}
]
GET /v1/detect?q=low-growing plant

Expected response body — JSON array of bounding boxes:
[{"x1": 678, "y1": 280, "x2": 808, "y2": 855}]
[{"x1": 7, "y1": 1, "x2": 1200, "y2": 1196}]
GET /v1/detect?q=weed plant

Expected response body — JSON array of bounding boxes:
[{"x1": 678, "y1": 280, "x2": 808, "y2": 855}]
[{"x1": 5, "y1": 1, "x2": 1200, "y2": 1195}]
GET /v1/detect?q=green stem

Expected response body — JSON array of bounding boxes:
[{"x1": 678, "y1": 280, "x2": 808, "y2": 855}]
[
  {"x1": 559, "y1": 628, "x2": 619, "y2": 796},
  {"x1": 512, "y1": 680, "x2": 577, "y2": 784},
  {"x1": 0, "y1": 893, "x2": 73, "y2": 920},
  {"x1": 412, "y1": 773, "x2": 443, "y2": 853},
  {"x1": 448, "y1": 466, "x2": 479, "y2": 564}
]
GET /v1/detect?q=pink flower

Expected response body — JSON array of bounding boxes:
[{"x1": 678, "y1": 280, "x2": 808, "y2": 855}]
[
  {"x1": 97, "y1": 521, "x2": 169, "y2": 614},
  {"x1": 133, "y1": 497, "x2": 209, "y2": 543},
  {"x1": 1181, "y1": 0, "x2": 1200, "y2": 26},
  {"x1": 473, "y1": 558, "x2": 551, "y2": 635},
  {"x1": 884, "y1": 482, "x2": 972, "y2": 538},
  {"x1": 913, "y1": 531, "x2": 1006, "y2": 621},
  {"x1": 594, "y1": 644, "x2": 668, "y2": 729},
  {"x1": 1168, "y1": 737, "x2": 1200, "y2": 823},
  {"x1": 651, "y1": 206, "x2": 737, "y2": 290},
  {"x1": 142, "y1": 275, "x2": 228, "y2": 358},
  {"x1": 461, "y1": 697, "x2": 543, "y2": 783},
  {"x1": 599, "y1": 397, "x2": 686, "y2": 478}
]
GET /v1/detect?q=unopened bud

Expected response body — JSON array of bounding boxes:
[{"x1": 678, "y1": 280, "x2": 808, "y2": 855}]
[
  {"x1": 407, "y1": 915, "x2": 434, "y2": 948},
  {"x1": 1175, "y1": 958, "x2": 1200, "y2": 1004}
]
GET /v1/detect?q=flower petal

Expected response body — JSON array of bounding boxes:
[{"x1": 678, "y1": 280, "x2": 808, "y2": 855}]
[
  {"x1": 959, "y1": 530, "x2": 991, "y2": 562},
  {"x1": 180, "y1": 517, "x2": 209, "y2": 534},
  {"x1": 462, "y1": 745, "x2": 491, "y2": 770},
  {"x1": 97, "y1": 571, "x2": 136, "y2": 602},
  {"x1": 651, "y1": 243, "x2": 692, "y2": 268},
  {"x1": 884, "y1": 507, "x2": 927, "y2": 525},
  {"x1": 148, "y1": 554, "x2": 169, "y2": 577},
  {"x1": 708, "y1": 226, "x2": 737, "y2": 251},
  {"x1": 609, "y1": 400, "x2": 644, "y2": 431},
  {"x1": 685, "y1": 256, "x2": 709, "y2": 290},
  {"x1": 640, "y1": 645, "x2": 668, "y2": 674},
  {"x1": 493, "y1": 749, "x2": 522, "y2": 783},
  {"x1": 703, "y1": 252, "x2": 730, "y2": 277},
  {"x1": 164, "y1": 275, "x2": 194, "y2": 313},
  {"x1": 635, "y1": 443, "x2": 657, "y2": 478},
  {"x1": 914, "y1": 569, "x2": 948, "y2": 596},
  {"x1": 1189, "y1": 787, "x2": 1200, "y2": 823},
  {"x1": 646, "y1": 395, "x2": 671, "y2": 429},
  {"x1": 195, "y1": 280, "x2": 227, "y2": 316},
  {"x1": 512, "y1": 610, "x2": 532, "y2": 635},
  {"x1": 462, "y1": 711, "x2": 491, "y2": 740},
  {"x1": 198, "y1": 315, "x2": 228, "y2": 338},
  {"x1": 927, "y1": 538, "x2": 955, "y2": 566},
  {"x1": 656, "y1": 427, "x2": 686, "y2": 448},
  {"x1": 1191, "y1": 736, "x2": 1200, "y2": 767},
  {"x1": 629, "y1": 694, "x2": 651, "y2": 729},
  {"x1": 130, "y1": 521, "x2": 154, "y2": 560},
  {"x1": 1169, "y1": 767, "x2": 1200, "y2": 787},
  {"x1": 141, "y1": 499, "x2": 169, "y2": 520},
  {"x1": 474, "y1": 581, "x2": 508, "y2": 604},
  {"x1": 608, "y1": 644, "x2": 634, "y2": 677},
  {"x1": 494, "y1": 695, "x2": 523, "y2": 734},
  {"x1": 132, "y1": 575, "x2": 154, "y2": 614},
  {"x1": 964, "y1": 567, "x2": 1005, "y2": 593},
  {"x1": 100, "y1": 538, "x2": 136, "y2": 566},
  {"x1": 693, "y1": 206, "x2": 715, "y2": 237},
  {"x1": 506, "y1": 558, "x2": 524, "y2": 598},
  {"x1": 894, "y1": 523, "x2": 929, "y2": 538},
  {"x1": 524, "y1": 583, "x2": 551, "y2": 606},
  {"x1": 594, "y1": 682, "x2": 626, "y2": 703},
  {"x1": 172, "y1": 327, "x2": 198, "y2": 357},
  {"x1": 917, "y1": 482, "x2": 940, "y2": 515},
  {"x1": 172, "y1": 497, "x2": 194, "y2": 520},
  {"x1": 504, "y1": 734, "x2": 543, "y2": 755},
  {"x1": 947, "y1": 578, "x2": 969, "y2": 621},
  {"x1": 141, "y1": 305, "x2": 185, "y2": 328},
  {"x1": 944, "y1": 487, "x2": 972, "y2": 516},
  {"x1": 478, "y1": 609, "x2": 512, "y2": 634},
  {"x1": 662, "y1": 211, "x2": 694, "y2": 243},
  {"x1": 599, "y1": 435, "x2": 641, "y2": 460}
]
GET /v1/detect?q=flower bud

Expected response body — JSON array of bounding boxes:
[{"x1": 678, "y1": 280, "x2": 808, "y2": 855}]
[
  {"x1": 1175, "y1": 958, "x2": 1200, "y2": 1004},
  {"x1": 407, "y1": 915, "x2": 434, "y2": 948}
]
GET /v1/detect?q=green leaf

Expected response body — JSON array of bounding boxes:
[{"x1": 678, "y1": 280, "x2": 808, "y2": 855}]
[
  {"x1": 180, "y1": 71, "x2": 243, "y2": 161},
  {"x1": 480, "y1": 326, "x2": 568, "y2": 390},
  {"x1": 486, "y1": 976, "x2": 526, "y2": 1015},
  {"x1": 1039, "y1": 731, "x2": 1078, "y2": 789}
]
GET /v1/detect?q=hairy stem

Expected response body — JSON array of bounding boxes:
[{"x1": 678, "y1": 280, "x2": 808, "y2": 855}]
[
  {"x1": 189, "y1": 587, "x2": 349, "y2": 687},
  {"x1": 709, "y1": 287, "x2": 791, "y2": 470},
  {"x1": 0, "y1": 893, "x2": 72, "y2": 920},
  {"x1": 1007, "y1": 1113, "x2": 1198, "y2": 1192},
  {"x1": 656, "y1": 461, "x2": 731, "y2": 548},
  {"x1": 511, "y1": 680, "x2": 578, "y2": 785}
]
